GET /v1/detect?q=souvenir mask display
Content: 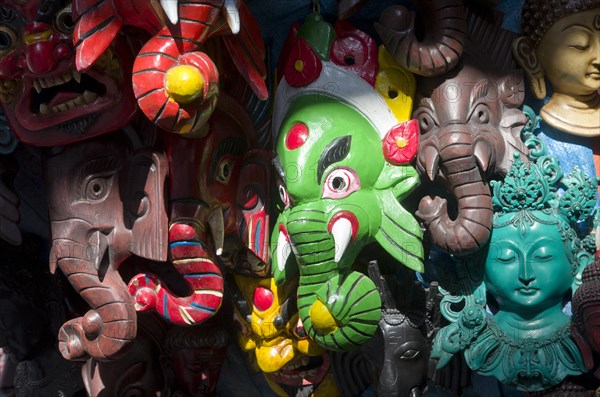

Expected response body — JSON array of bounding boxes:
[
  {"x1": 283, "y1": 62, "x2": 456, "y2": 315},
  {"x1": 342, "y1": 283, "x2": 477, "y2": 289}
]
[
  {"x1": 432, "y1": 114, "x2": 598, "y2": 391},
  {"x1": 271, "y1": 13, "x2": 424, "y2": 352},
  {"x1": 2, "y1": 1, "x2": 600, "y2": 396}
]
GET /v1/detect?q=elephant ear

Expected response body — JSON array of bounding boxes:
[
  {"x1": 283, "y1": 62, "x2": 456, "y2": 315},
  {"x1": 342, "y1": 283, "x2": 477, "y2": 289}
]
[
  {"x1": 375, "y1": 190, "x2": 424, "y2": 272},
  {"x1": 271, "y1": 213, "x2": 299, "y2": 286},
  {"x1": 126, "y1": 150, "x2": 168, "y2": 262},
  {"x1": 374, "y1": 163, "x2": 419, "y2": 200}
]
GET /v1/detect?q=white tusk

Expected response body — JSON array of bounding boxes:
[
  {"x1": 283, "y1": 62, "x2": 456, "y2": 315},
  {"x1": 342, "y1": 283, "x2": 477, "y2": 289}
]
[
  {"x1": 331, "y1": 218, "x2": 352, "y2": 263},
  {"x1": 160, "y1": 0, "x2": 179, "y2": 25},
  {"x1": 223, "y1": 0, "x2": 240, "y2": 34},
  {"x1": 276, "y1": 231, "x2": 291, "y2": 272}
]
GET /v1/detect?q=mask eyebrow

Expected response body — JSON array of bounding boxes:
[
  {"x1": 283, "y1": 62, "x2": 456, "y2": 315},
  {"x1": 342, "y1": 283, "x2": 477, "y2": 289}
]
[{"x1": 317, "y1": 136, "x2": 352, "y2": 184}]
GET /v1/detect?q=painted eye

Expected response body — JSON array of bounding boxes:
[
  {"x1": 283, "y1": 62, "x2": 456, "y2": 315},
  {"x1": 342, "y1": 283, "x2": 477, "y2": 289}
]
[
  {"x1": 322, "y1": 168, "x2": 360, "y2": 199},
  {"x1": 85, "y1": 177, "x2": 111, "y2": 201},
  {"x1": 253, "y1": 286, "x2": 274, "y2": 312},
  {"x1": 0, "y1": 27, "x2": 17, "y2": 55},
  {"x1": 400, "y1": 349, "x2": 420, "y2": 360},
  {"x1": 470, "y1": 104, "x2": 490, "y2": 124},
  {"x1": 216, "y1": 159, "x2": 233, "y2": 184},
  {"x1": 278, "y1": 183, "x2": 290, "y2": 208},
  {"x1": 54, "y1": 4, "x2": 74, "y2": 34}
]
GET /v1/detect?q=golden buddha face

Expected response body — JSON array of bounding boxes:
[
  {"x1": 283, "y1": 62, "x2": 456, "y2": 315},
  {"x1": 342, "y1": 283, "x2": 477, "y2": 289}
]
[{"x1": 536, "y1": 9, "x2": 600, "y2": 97}]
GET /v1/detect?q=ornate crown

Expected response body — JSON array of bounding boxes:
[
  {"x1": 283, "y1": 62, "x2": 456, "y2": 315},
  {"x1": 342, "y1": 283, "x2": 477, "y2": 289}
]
[{"x1": 491, "y1": 108, "x2": 599, "y2": 236}]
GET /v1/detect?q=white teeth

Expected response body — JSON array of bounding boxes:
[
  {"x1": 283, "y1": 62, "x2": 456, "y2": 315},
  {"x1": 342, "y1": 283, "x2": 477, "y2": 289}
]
[
  {"x1": 331, "y1": 217, "x2": 352, "y2": 263},
  {"x1": 301, "y1": 356, "x2": 309, "y2": 366},
  {"x1": 307, "y1": 368, "x2": 317, "y2": 376},
  {"x1": 34, "y1": 71, "x2": 78, "y2": 93},
  {"x1": 276, "y1": 231, "x2": 291, "y2": 272},
  {"x1": 45, "y1": 92, "x2": 95, "y2": 114},
  {"x1": 160, "y1": 0, "x2": 179, "y2": 24},
  {"x1": 224, "y1": 0, "x2": 240, "y2": 34},
  {"x1": 83, "y1": 90, "x2": 97, "y2": 103}
]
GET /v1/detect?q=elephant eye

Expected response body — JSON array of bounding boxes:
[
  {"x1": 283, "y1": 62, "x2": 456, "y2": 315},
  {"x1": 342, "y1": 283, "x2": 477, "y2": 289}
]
[
  {"x1": 469, "y1": 104, "x2": 491, "y2": 124},
  {"x1": 322, "y1": 168, "x2": 359, "y2": 199},
  {"x1": 400, "y1": 349, "x2": 420, "y2": 360},
  {"x1": 278, "y1": 183, "x2": 290, "y2": 208},
  {"x1": 415, "y1": 110, "x2": 437, "y2": 134},
  {"x1": 84, "y1": 176, "x2": 112, "y2": 201},
  {"x1": 216, "y1": 158, "x2": 234, "y2": 184}
]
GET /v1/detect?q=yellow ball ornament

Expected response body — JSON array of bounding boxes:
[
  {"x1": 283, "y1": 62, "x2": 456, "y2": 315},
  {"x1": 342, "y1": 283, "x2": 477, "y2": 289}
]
[{"x1": 165, "y1": 65, "x2": 204, "y2": 104}]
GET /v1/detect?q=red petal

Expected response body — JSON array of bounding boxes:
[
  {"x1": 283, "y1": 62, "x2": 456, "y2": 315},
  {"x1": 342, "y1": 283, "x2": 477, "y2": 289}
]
[
  {"x1": 284, "y1": 38, "x2": 322, "y2": 87},
  {"x1": 383, "y1": 119, "x2": 419, "y2": 164},
  {"x1": 330, "y1": 21, "x2": 378, "y2": 86}
]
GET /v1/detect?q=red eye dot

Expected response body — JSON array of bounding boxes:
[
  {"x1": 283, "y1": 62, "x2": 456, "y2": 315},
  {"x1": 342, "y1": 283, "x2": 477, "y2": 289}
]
[
  {"x1": 285, "y1": 123, "x2": 309, "y2": 150},
  {"x1": 253, "y1": 286, "x2": 274, "y2": 311}
]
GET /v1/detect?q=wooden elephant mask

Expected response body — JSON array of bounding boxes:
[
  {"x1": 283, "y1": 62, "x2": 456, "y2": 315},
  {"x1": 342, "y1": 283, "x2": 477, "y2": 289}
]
[{"x1": 44, "y1": 133, "x2": 168, "y2": 361}]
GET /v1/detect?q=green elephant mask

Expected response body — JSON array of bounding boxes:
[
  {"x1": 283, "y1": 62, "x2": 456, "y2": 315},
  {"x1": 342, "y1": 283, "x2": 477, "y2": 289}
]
[{"x1": 272, "y1": 94, "x2": 424, "y2": 351}]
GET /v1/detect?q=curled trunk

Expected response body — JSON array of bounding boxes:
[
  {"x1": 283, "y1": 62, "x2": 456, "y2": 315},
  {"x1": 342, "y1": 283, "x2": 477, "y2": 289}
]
[
  {"x1": 284, "y1": 208, "x2": 381, "y2": 351},
  {"x1": 375, "y1": 0, "x2": 466, "y2": 77},
  {"x1": 57, "y1": 258, "x2": 136, "y2": 361},
  {"x1": 417, "y1": 133, "x2": 493, "y2": 255}
]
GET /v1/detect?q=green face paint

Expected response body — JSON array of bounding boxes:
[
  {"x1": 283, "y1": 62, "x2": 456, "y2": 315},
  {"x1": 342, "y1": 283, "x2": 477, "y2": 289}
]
[{"x1": 272, "y1": 94, "x2": 423, "y2": 351}]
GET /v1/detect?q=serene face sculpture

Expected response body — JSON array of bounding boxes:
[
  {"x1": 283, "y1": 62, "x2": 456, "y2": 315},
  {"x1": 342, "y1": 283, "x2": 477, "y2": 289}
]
[
  {"x1": 432, "y1": 142, "x2": 597, "y2": 391},
  {"x1": 485, "y1": 216, "x2": 575, "y2": 321},
  {"x1": 233, "y1": 276, "x2": 339, "y2": 397},
  {"x1": 0, "y1": 0, "x2": 137, "y2": 146},
  {"x1": 513, "y1": 0, "x2": 600, "y2": 136},
  {"x1": 44, "y1": 134, "x2": 168, "y2": 361}
]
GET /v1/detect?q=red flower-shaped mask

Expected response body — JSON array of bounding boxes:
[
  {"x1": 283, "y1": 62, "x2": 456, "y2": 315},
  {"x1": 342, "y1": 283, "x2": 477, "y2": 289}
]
[
  {"x1": 284, "y1": 38, "x2": 323, "y2": 88},
  {"x1": 382, "y1": 119, "x2": 419, "y2": 165}
]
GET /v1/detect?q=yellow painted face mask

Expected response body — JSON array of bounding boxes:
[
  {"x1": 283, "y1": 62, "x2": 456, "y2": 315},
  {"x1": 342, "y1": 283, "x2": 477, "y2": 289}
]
[{"x1": 232, "y1": 275, "x2": 340, "y2": 397}]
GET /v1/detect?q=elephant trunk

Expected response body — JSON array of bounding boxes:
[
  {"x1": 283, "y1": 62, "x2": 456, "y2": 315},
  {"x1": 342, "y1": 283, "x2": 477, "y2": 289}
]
[
  {"x1": 417, "y1": 130, "x2": 493, "y2": 256},
  {"x1": 374, "y1": 0, "x2": 466, "y2": 77},
  {"x1": 54, "y1": 234, "x2": 136, "y2": 361},
  {"x1": 281, "y1": 207, "x2": 381, "y2": 351},
  {"x1": 128, "y1": 210, "x2": 224, "y2": 326}
]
